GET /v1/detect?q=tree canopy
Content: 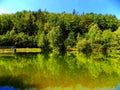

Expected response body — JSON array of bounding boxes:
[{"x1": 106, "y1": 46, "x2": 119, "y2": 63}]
[{"x1": 0, "y1": 10, "x2": 120, "y2": 53}]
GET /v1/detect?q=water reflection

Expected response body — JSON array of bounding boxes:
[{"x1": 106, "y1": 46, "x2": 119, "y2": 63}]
[
  {"x1": 0, "y1": 86, "x2": 19, "y2": 90},
  {"x1": 0, "y1": 52, "x2": 120, "y2": 90},
  {"x1": 116, "y1": 84, "x2": 120, "y2": 90}
]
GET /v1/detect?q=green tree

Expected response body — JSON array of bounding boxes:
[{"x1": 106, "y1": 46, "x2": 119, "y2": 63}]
[
  {"x1": 47, "y1": 26, "x2": 66, "y2": 52},
  {"x1": 64, "y1": 32, "x2": 76, "y2": 48},
  {"x1": 14, "y1": 32, "x2": 29, "y2": 47},
  {"x1": 101, "y1": 30, "x2": 113, "y2": 53},
  {"x1": 87, "y1": 24, "x2": 102, "y2": 51},
  {"x1": 77, "y1": 39, "x2": 92, "y2": 53},
  {"x1": 37, "y1": 31, "x2": 50, "y2": 51},
  {"x1": 79, "y1": 14, "x2": 92, "y2": 34}
]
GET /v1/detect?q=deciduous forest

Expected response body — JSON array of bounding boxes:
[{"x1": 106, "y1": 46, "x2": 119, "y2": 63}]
[{"x1": 0, "y1": 10, "x2": 120, "y2": 53}]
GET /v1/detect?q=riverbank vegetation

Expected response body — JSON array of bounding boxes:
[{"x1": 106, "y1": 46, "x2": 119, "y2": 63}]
[{"x1": 0, "y1": 10, "x2": 120, "y2": 53}]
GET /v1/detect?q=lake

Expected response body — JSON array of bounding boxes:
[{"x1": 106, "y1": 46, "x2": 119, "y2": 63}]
[{"x1": 0, "y1": 52, "x2": 120, "y2": 90}]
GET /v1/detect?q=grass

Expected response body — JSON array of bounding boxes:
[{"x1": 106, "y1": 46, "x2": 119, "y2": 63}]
[
  {"x1": 16, "y1": 48, "x2": 41, "y2": 52},
  {"x1": 0, "y1": 49, "x2": 14, "y2": 53},
  {"x1": 0, "y1": 48, "x2": 41, "y2": 53}
]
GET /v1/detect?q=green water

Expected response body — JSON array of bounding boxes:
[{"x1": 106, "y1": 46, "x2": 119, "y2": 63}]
[{"x1": 0, "y1": 52, "x2": 120, "y2": 90}]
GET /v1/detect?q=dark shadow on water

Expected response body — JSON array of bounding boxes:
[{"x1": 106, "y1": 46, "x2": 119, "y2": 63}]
[
  {"x1": 14, "y1": 52, "x2": 39, "y2": 62},
  {"x1": 15, "y1": 52, "x2": 39, "y2": 58},
  {"x1": 0, "y1": 76, "x2": 26, "y2": 89},
  {"x1": 39, "y1": 52, "x2": 50, "y2": 60},
  {"x1": 0, "y1": 86, "x2": 19, "y2": 90},
  {"x1": 81, "y1": 52, "x2": 92, "y2": 58}
]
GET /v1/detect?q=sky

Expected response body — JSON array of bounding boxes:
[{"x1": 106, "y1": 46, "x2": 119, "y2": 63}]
[{"x1": 0, "y1": 0, "x2": 120, "y2": 19}]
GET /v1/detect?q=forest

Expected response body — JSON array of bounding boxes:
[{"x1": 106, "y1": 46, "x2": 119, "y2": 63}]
[{"x1": 0, "y1": 10, "x2": 120, "y2": 53}]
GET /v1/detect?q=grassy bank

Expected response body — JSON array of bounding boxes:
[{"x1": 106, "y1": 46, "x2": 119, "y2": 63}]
[
  {"x1": 16, "y1": 48, "x2": 41, "y2": 52},
  {"x1": 0, "y1": 48, "x2": 41, "y2": 53}
]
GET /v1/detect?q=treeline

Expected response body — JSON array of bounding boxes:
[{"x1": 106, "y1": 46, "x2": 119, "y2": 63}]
[{"x1": 0, "y1": 10, "x2": 120, "y2": 53}]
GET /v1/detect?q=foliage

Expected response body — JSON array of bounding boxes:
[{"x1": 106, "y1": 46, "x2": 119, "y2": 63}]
[
  {"x1": 47, "y1": 26, "x2": 66, "y2": 52},
  {"x1": 37, "y1": 31, "x2": 50, "y2": 51},
  {"x1": 0, "y1": 10, "x2": 120, "y2": 53},
  {"x1": 77, "y1": 39, "x2": 92, "y2": 53}
]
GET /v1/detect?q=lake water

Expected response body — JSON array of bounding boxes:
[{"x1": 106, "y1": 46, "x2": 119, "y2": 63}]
[{"x1": 0, "y1": 52, "x2": 120, "y2": 90}]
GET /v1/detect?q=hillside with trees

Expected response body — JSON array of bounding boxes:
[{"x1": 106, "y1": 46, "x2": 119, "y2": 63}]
[{"x1": 0, "y1": 10, "x2": 120, "y2": 53}]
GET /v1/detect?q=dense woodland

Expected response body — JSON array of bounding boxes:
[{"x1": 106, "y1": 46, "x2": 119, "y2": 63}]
[{"x1": 0, "y1": 10, "x2": 120, "y2": 53}]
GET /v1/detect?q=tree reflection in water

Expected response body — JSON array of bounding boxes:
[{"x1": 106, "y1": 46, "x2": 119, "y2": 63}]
[{"x1": 0, "y1": 52, "x2": 120, "y2": 90}]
